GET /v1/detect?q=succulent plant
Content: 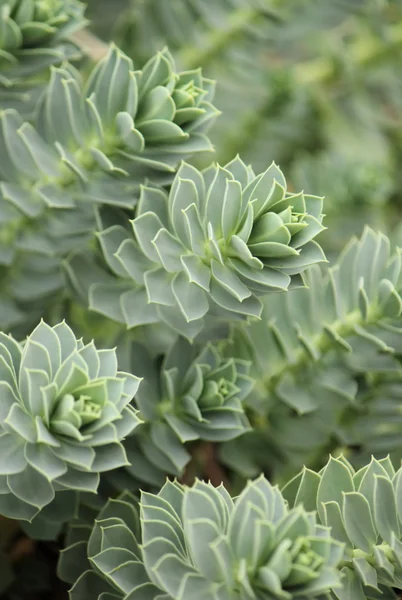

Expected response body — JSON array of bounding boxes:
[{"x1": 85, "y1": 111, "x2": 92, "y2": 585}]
[
  {"x1": 0, "y1": 43, "x2": 218, "y2": 330},
  {"x1": 0, "y1": 320, "x2": 140, "y2": 521},
  {"x1": 64, "y1": 476, "x2": 343, "y2": 599},
  {"x1": 283, "y1": 455, "x2": 402, "y2": 598},
  {"x1": 0, "y1": 0, "x2": 85, "y2": 90},
  {"x1": 122, "y1": 338, "x2": 253, "y2": 482},
  {"x1": 36, "y1": 44, "x2": 218, "y2": 194},
  {"x1": 219, "y1": 227, "x2": 402, "y2": 479},
  {"x1": 69, "y1": 157, "x2": 326, "y2": 339},
  {"x1": 0, "y1": 42, "x2": 218, "y2": 223}
]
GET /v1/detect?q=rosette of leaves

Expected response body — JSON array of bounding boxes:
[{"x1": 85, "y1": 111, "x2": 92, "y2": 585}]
[
  {"x1": 219, "y1": 228, "x2": 402, "y2": 479},
  {"x1": 68, "y1": 156, "x2": 325, "y2": 339},
  {"x1": 35, "y1": 43, "x2": 218, "y2": 199},
  {"x1": 0, "y1": 0, "x2": 86, "y2": 114},
  {"x1": 283, "y1": 455, "x2": 402, "y2": 599},
  {"x1": 0, "y1": 320, "x2": 140, "y2": 521},
  {"x1": 0, "y1": 45, "x2": 217, "y2": 326},
  {"x1": 0, "y1": 41, "x2": 217, "y2": 223},
  {"x1": 0, "y1": 41, "x2": 217, "y2": 329},
  {"x1": 57, "y1": 490, "x2": 136, "y2": 588},
  {"x1": 122, "y1": 338, "x2": 253, "y2": 483},
  {"x1": 64, "y1": 476, "x2": 343, "y2": 599},
  {"x1": 112, "y1": 0, "x2": 402, "y2": 222}
]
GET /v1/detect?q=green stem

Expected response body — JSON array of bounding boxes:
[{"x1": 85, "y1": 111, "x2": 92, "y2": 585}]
[
  {"x1": 295, "y1": 20, "x2": 402, "y2": 86},
  {"x1": 249, "y1": 304, "x2": 381, "y2": 431},
  {"x1": 340, "y1": 543, "x2": 395, "y2": 569},
  {"x1": 70, "y1": 29, "x2": 109, "y2": 63},
  {"x1": 179, "y1": 7, "x2": 280, "y2": 70},
  {"x1": 219, "y1": 20, "x2": 402, "y2": 162},
  {"x1": 262, "y1": 308, "x2": 379, "y2": 395}
]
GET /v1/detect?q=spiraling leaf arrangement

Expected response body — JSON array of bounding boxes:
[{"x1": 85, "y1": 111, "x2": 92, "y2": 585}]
[
  {"x1": 114, "y1": 0, "x2": 402, "y2": 220},
  {"x1": 36, "y1": 44, "x2": 218, "y2": 196},
  {"x1": 0, "y1": 44, "x2": 217, "y2": 214},
  {"x1": 220, "y1": 228, "x2": 402, "y2": 477},
  {"x1": 283, "y1": 455, "x2": 402, "y2": 599},
  {"x1": 67, "y1": 157, "x2": 325, "y2": 339},
  {"x1": 2, "y1": 1, "x2": 402, "y2": 597},
  {"x1": 0, "y1": 0, "x2": 85, "y2": 109},
  {"x1": 62, "y1": 476, "x2": 343, "y2": 600},
  {"x1": 0, "y1": 320, "x2": 140, "y2": 521},
  {"x1": 0, "y1": 44, "x2": 217, "y2": 331},
  {"x1": 122, "y1": 338, "x2": 253, "y2": 483}
]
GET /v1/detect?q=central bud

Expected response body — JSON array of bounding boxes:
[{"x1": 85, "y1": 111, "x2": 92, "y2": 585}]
[
  {"x1": 173, "y1": 80, "x2": 200, "y2": 110},
  {"x1": 289, "y1": 538, "x2": 324, "y2": 583},
  {"x1": 74, "y1": 395, "x2": 102, "y2": 426},
  {"x1": 217, "y1": 378, "x2": 230, "y2": 398}
]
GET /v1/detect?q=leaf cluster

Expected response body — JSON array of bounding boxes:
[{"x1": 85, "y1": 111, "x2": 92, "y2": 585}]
[{"x1": 1, "y1": 2, "x2": 402, "y2": 600}]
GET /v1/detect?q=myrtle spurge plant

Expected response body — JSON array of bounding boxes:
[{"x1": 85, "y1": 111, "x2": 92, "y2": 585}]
[
  {"x1": 0, "y1": 0, "x2": 85, "y2": 82},
  {"x1": 123, "y1": 338, "x2": 253, "y2": 480},
  {"x1": 66, "y1": 158, "x2": 325, "y2": 338},
  {"x1": 0, "y1": 0, "x2": 85, "y2": 115},
  {"x1": 220, "y1": 227, "x2": 402, "y2": 478},
  {"x1": 0, "y1": 320, "x2": 140, "y2": 522},
  {"x1": 1, "y1": 1, "x2": 402, "y2": 599},
  {"x1": 283, "y1": 456, "x2": 402, "y2": 599},
  {"x1": 60, "y1": 477, "x2": 343, "y2": 599}
]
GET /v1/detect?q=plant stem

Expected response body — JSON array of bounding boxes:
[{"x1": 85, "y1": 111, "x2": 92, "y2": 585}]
[
  {"x1": 70, "y1": 29, "x2": 109, "y2": 62},
  {"x1": 180, "y1": 441, "x2": 230, "y2": 488},
  {"x1": 261, "y1": 308, "x2": 378, "y2": 398},
  {"x1": 179, "y1": 7, "x2": 281, "y2": 70},
  {"x1": 296, "y1": 20, "x2": 402, "y2": 85},
  {"x1": 219, "y1": 20, "x2": 402, "y2": 162}
]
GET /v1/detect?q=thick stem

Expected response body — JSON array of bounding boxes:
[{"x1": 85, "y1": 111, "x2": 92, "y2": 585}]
[
  {"x1": 70, "y1": 29, "x2": 109, "y2": 62},
  {"x1": 260, "y1": 307, "x2": 380, "y2": 400}
]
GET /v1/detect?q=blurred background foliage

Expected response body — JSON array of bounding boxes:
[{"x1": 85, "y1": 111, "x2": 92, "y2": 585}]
[{"x1": 85, "y1": 0, "x2": 402, "y2": 255}]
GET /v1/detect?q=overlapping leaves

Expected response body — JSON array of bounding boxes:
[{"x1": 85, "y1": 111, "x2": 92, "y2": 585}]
[
  {"x1": 283, "y1": 455, "x2": 402, "y2": 599},
  {"x1": 220, "y1": 228, "x2": 402, "y2": 477},
  {"x1": 0, "y1": 197, "x2": 95, "y2": 334},
  {"x1": 122, "y1": 337, "x2": 253, "y2": 484},
  {"x1": 0, "y1": 43, "x2": 217, "y2": 332},
  {"x1": 66, "y1": 157, "x2": 325, "y2": 339},
  {"x1": 0, "y1": 320, "x2": 140, "y2": 521},
  {"x1": 0, "y1": 0, "x2": 85, "y2": 114},
  {"x1": 35, "y1": 43, "x2": 218, "y2": 201},
  {"x1": 0, "y1": 43, "x2": 217, "y2": 214},
  {"x1": 62, "y1": 476, "x2": 343, "y2": 599}
]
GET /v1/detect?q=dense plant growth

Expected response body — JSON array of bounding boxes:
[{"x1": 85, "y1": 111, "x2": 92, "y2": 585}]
[{"x1": 1, "y1": 1, "x2": 402, "y2": 599}]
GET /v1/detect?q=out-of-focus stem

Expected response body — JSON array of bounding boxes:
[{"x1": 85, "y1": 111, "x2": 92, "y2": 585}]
[
  {"x1": 179, "y1": 7, "x2": 281, "y2": 70},
  {"x1": 296, "y1": 20, "x2": 402, "y2": 85},
  {"x1": 70, "y1": 29, "x2": 109, "y2": 62},
  {"x1": 220, "y1": 20, "x2": 402, "y2": 162}
]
